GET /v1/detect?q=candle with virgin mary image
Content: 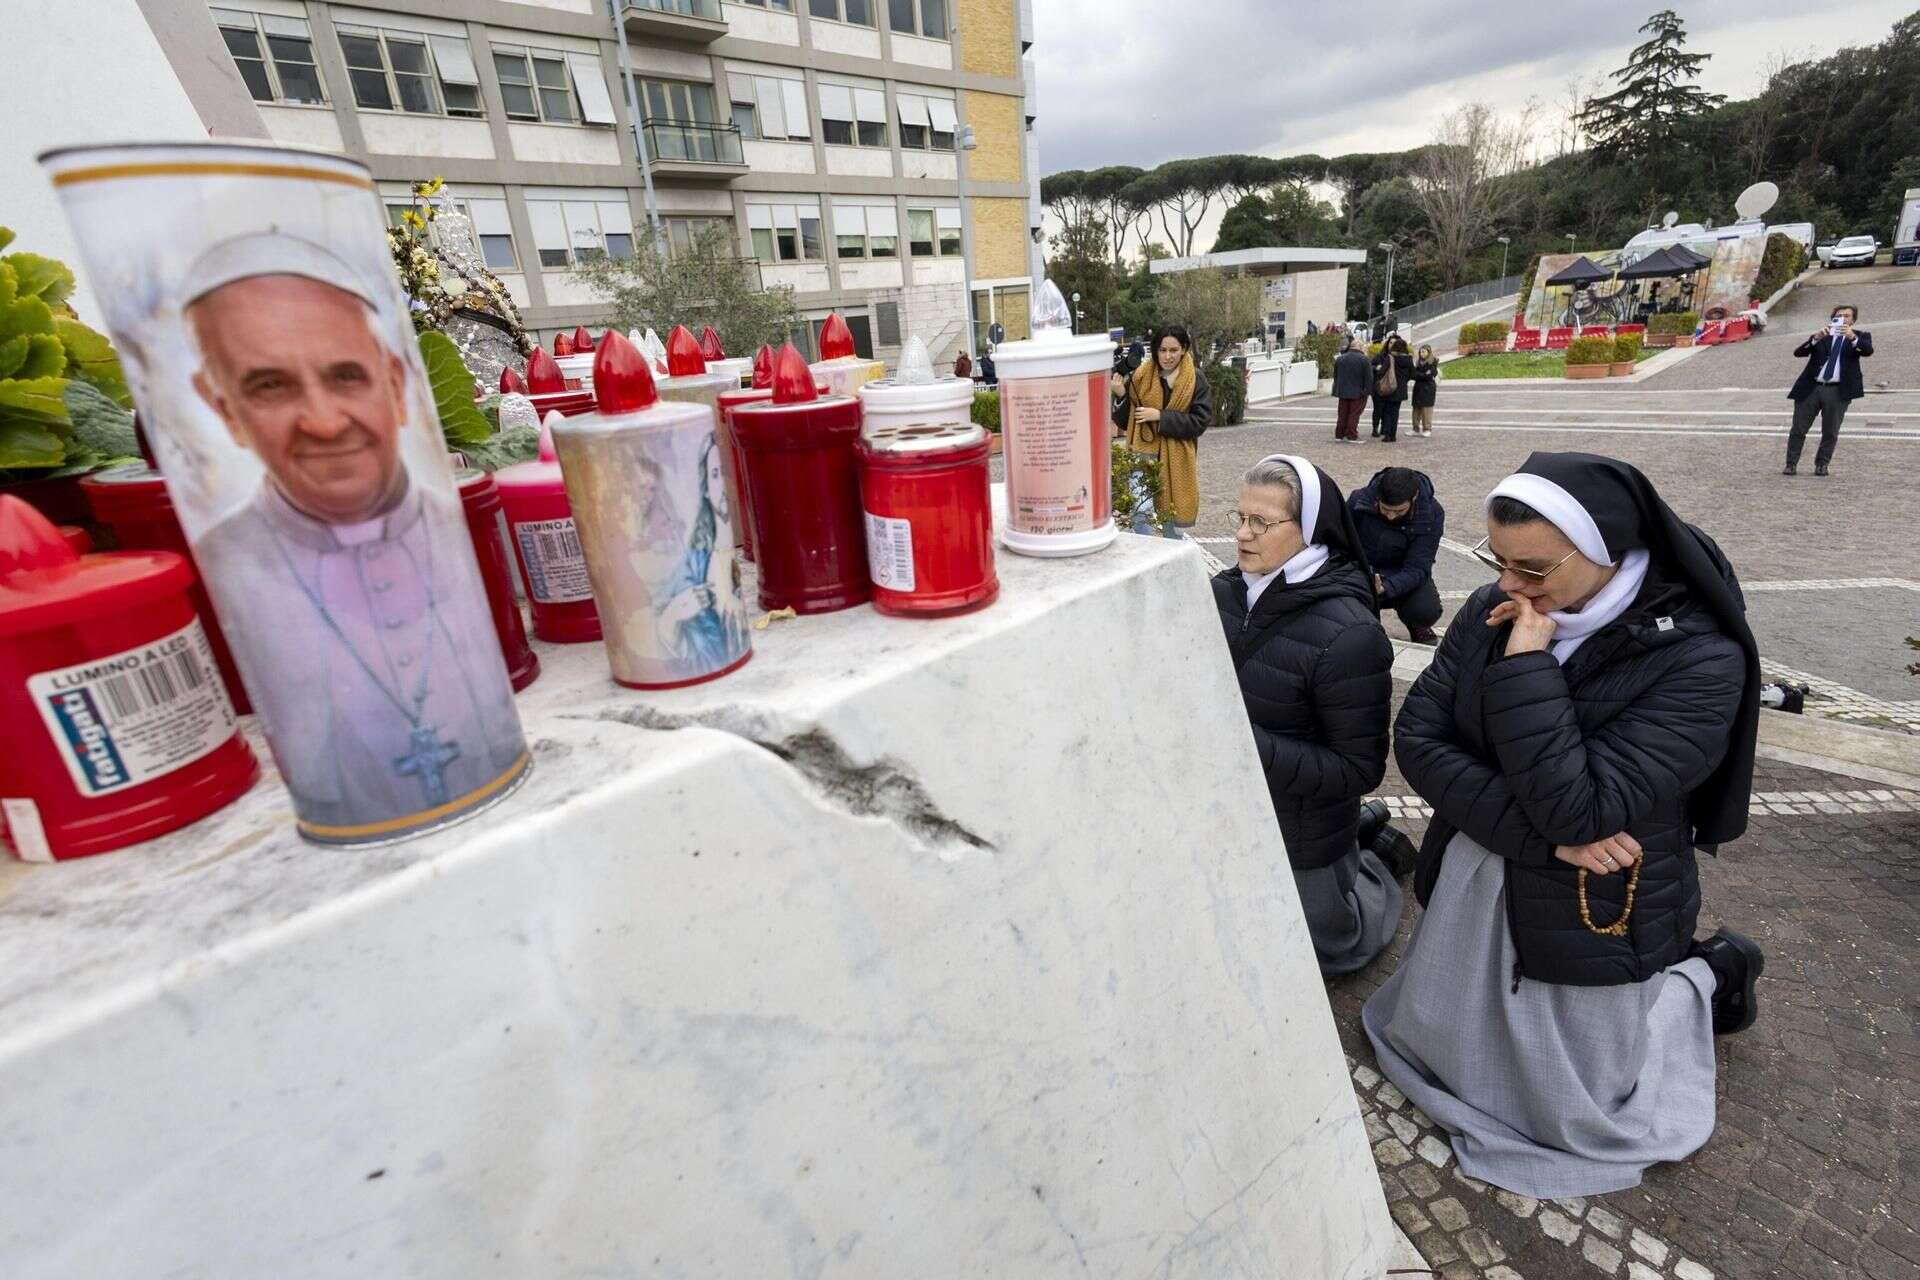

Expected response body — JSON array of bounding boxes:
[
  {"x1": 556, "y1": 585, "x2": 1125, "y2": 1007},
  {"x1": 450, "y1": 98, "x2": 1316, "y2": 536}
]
[
  {"x1": 42, "y1": 142, "x2": 531, "y2": 846},
  {"x1": 550, "y1": 332, "x2": 752, "y2": 689}
]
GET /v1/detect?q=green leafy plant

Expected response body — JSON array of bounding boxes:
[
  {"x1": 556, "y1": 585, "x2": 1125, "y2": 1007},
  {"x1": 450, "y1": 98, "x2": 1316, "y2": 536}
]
[
  {"x1": 1645, "y1": 311, "x2": 1700, "y2": 336},
  {"x1": 970, "y1": 390, "x2": 1001, "y2": 433},
  {"x1": 579, "y1": 224, "x2": 802, "y2": 355},
  {"x1": 1611, "y1": 331, "x2": 1644, "y2": 362},
  {"x1": 1, "y1": 228, "x2": 137, "y2": 483},
  {"x1": 419, "y1": 331, "x2": 539, "y2": 471},
  {"x1": 1203, "y1": 360, "x2": 1247, "y2": 426},
  {"x1": 1459, "y1": 320, "x2": 1511, "y2": 347},
  {"x1": 1111, "y1": 448, "x2": 1167, "y2": 534},
  {"x1": 1292, "y1": 331, "x2": 1343, "y2": 378},
  {"x1": 1565, "y1": 334, "x2": 1615, "y2": 365}
]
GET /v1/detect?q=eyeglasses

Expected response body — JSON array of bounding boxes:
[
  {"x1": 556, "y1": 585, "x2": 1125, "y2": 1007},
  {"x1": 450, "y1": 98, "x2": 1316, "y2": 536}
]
[
  {"x1": 1230, "y1": 510, "x2": 1296, "y2": 537},
  {"x1": 1470, "y1": 535, "x2": 1580, "y2": 582}
]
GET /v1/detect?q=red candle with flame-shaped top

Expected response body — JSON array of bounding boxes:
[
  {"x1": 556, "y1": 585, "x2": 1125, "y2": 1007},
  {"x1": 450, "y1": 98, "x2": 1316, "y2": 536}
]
[
  {"x1": 665, "y1": 325, "x2": 705, "y2": 378},
  {"x1": 0, "y1": 496, "x2": 259, "y2": 861},
  {"x1": 572, "y1": 326, "x2": 594, "y2": 352},
  {"x1": 492, "y1": 421, "x2": 602, "y2": 643},
  {"x1": 712, "y1": 343, "x2": 779, "y2": 564},
  {"x1": 809, "y1": 311, "x2": 886, "y2": 400},
  {"x1": 549, "y1": 331, "x2": 752, "y2": 688},
  {"x1": 730, "y1": 344, "x2": 872, "y2": 614},
  {"x1": 500, "y1": 365, "x2": 528, "y2": 395},
  {"x1": 526, "y1": 346, "x2": 567, "y2": 394},
  {"x1": 552, "y1": 332, "x2": 575, "y2": 358},
  {"x1": 698, "y1": 325, "x2": 726, "y2": 362},
  {"x1": 452, "y1": 463, "x2": 540, "y2": 691}
]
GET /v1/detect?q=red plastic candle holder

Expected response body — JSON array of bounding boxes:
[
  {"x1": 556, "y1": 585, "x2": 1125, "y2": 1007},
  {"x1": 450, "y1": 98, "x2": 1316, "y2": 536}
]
[
  {"x1": 729, "y1": 346, "x2": 871, "y2": 614},
  {"x1": 856, "y1": 423, "x2": 998, "y2": 617},
  {"x1": 0, "y1": 496, "x2": 258, "y2": 862},
  {"x1": 492, "y1": 428, "x2": 603, "y2": 643},
  {"x1": 79, "y1": 462, "x2": 253, "y2": 714},
  {"x1": 453, "y1": 466, "x2": 541, "y2": 691}
]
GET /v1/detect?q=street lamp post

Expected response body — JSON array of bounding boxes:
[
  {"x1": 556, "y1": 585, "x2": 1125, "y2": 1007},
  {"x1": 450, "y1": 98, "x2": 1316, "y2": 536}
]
[
  {"x1": 1377, "y1": 241, "x2": 1396, "y2": 333},
  {"x1": 1071, "y1": 291, "x2": 1081, "y2": 336},
  {"x1": 1497, "y1": 235, "x2": 1511, "y2": 279},
  {"x1": 1565, "y1": 233, "x2": 1577, "y2": 253}
]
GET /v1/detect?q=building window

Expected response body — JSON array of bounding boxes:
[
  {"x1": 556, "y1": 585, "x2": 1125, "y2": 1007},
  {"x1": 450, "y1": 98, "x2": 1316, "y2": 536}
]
[
  {"x1": 833, "y1": 205, "x2": 898, "y2": 260},
  {"x1": 491, "y1": 46, "x2": 615, "y2": 125},
  {"x1": 809, "y1": 0, "x2": 873, "y2": 25},
  {"x1": 875, "y1": 300, "x2": 901, "y2": 347},
  {"x1": 728, "y1": 73, "x2": 810, "y2": 142},
  {"x1": 907, "y1": 207, "x2": 962, "y2": 257},
  {"x1": 383, "y1": 194, "x2": 519, "y2": 270},
  {"x1": 747, "y1": 203, "x2": 824, "y2": 263},
  {"x1": 336, "y1": 26, "x2": 483, "y2": 117},
  {"x1": 733, "y1": 0, "x2": 794, "y2": 8},
  {"x1": 664, "y1": 217, "x2": 727, "y2": 257},
  {"x1": 811, "y1": 313, "x2": 874, "y2": 358},
  {"x1": 212, "y1": 9, "x2": 326, "y2": 105},
  {"x1": 527, "y1": 197, "x2": 636, "y2": 268},
  {"x1": 819, "y1": 83, "x2": 887, "y2": 148},
  {"x1": 897, "y1": 91, "x2": 956, "y2": 150},
  {"x1": 887, "y1": 0, "x2": 947, "y2": 39}
]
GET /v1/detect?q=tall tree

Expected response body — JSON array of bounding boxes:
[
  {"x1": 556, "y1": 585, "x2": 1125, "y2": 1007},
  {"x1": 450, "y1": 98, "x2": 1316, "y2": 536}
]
[
  {"x1": 1082, "y1": 165, "x2": 1148, "y2": 269},
  {"x1": 1044, "y1": 217, "x2": 1116, "y2": 331},
  {"x1": 1149, "y1": 158, "x2": 1232, "y2": 256},
  {"x1": 1409, "y1": 103, "x2": 1537, "y2": 289},
  {"x1": 1579, "y1": 10, "x2": 1727, "y2": 158},
  {"x1": 1040, "y1": 169, "x2": 1095, "y2": 238}
]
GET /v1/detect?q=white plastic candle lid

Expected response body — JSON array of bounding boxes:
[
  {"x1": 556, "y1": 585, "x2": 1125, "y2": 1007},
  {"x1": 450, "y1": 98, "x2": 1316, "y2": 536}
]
[
  {"x1": 988, "y1": 330, "x2": 1115, "y2": 378},
  {"x1": 863, "y1": 421, "x2": 986, "y2": 454},
  {"x1": 858, "y1": 373, "x2": 974, "y2": 415},
  {"x1": 658, "y1": 370, "x2": 738, "y2": 394}
]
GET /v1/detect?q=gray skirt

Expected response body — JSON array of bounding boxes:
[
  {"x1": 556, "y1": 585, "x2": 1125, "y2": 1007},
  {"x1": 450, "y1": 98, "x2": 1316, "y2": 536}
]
[
  {"x1": 1361, "y1": 832, "x2": 1717, "y2": 1199},
  {"x1": 1295, "y1": 843, "x2": 1402, "y2": 977}
]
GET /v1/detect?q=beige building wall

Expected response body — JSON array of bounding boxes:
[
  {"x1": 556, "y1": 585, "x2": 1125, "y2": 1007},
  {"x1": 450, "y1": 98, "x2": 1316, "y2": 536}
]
[
  {"x1": 970, "y1": 196, "x2": 1029, "y2": 281},
  {"x1": 956, "y1": 0, "x2": 1017, "y2": 78},
  {"x1": 960, "y1": 91, "x2": 1022, "y2": 184}
]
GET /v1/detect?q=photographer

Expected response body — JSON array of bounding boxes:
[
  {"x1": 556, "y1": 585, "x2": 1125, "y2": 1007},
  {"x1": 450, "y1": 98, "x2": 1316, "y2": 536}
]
[
  {"x1": 1111, "y1": 325, "x2": 1211, "y2": 538},
  {"x1": 1784, "y1": 304, "x2": 1873, "y2": 477}
]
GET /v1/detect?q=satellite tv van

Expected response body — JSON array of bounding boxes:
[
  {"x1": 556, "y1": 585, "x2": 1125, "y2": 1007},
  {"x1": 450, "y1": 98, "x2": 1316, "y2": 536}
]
[{"x1": 1895, "y1": 188, "x2": 1920, "y2": 267}]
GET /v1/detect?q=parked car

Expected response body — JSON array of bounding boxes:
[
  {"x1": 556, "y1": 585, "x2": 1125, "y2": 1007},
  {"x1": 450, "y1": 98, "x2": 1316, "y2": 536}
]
[{"x1": 1826, "y1": 234, "x2": 1879, "y2": 268}]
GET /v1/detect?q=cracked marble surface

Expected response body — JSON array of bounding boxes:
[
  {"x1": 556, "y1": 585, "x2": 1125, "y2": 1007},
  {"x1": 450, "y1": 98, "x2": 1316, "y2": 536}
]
[{"x1": 0, "y1": 529, "x2": 1390, "y2": 1278}]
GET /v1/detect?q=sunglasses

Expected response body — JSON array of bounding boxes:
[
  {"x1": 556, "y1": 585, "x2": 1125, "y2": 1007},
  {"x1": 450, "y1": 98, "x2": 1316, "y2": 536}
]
[{"x1": 1470, "y1": 535, "x2": 1580, "y2": 583}]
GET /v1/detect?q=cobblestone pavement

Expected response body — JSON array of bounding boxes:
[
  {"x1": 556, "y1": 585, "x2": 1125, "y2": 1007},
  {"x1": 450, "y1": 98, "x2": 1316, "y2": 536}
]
[{"x1": 1321, "y1": 681, "x2": 1920, "y2": 1280}]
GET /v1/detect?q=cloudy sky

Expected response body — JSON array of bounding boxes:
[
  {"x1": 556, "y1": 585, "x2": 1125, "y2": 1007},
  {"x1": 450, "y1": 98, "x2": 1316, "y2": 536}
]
[{"x1": 1032, "y1": 0, "x2": 1911, "y2": 243}]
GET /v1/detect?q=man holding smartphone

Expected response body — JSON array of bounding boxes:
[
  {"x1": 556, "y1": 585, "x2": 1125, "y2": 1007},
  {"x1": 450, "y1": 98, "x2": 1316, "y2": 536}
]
[{"x1": 1784, "y1": 304, "x2": 1873, "y2": 476}]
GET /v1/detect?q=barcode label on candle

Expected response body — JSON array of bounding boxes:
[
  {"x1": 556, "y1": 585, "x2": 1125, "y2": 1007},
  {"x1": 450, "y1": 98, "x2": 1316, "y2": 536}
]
[
  {"x1": 27, "y1": 620, "x2": 236, "y2": 797},
  {"x1": 514, "y1": 517, "x2": 593, "y2": 603},
  {"x1": 864, "y1": 511, "x2": 916, "y2": 592}
]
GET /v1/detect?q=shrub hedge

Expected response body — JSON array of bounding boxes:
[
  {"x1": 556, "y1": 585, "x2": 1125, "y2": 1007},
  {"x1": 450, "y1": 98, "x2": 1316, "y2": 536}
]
[
  {"x1": 970, "y1": 390, "x2": 1000, "y2": 432},
  {"x1": 1458, "y1": 320, "x2": 1511, "y2": 346},
  {"x1": 1646, "y1": 312, "x2": 1701, "y2": 336},
  {"x1": 1565, "y1": 335, "x2": 1615, "y2": 366},
  {"x1": 1204, "y1": 360, "x2": 1247, "y2": 426},
  {"x1": 1293, "y1": 330, "x2": 1343, "y2": 378},
  {"x1": 1612, "y1": 331, "x2": 1644, "y2": 362}
]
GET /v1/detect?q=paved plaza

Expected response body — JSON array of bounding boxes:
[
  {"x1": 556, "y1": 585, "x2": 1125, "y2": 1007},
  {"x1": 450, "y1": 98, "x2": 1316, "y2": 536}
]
[{"x1": 1165, "y1": 266, "x2": 1920, "y2": 1278}]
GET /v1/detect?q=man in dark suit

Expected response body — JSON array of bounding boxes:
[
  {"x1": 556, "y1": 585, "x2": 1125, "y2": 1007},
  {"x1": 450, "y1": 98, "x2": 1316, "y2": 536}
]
[{"x1": 1785, "y1": 304, "x2": 1873, "y2": 476}]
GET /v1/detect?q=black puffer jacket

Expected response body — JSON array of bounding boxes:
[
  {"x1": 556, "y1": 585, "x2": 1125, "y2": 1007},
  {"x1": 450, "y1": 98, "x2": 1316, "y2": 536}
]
[
  {"x1": 1394, "y1": 562, "x2": 1748, "y2": 986},
  {"x1": 1215, "y1": 555, "x2": 1394, "y2": 870},
  {"x1": 1349, "y1": 468, "x2": 1444, "y2": 599}
]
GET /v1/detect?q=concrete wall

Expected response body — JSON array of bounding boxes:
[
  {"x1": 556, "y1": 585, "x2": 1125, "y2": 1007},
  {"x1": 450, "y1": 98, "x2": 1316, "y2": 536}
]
[{"x1": 971, "y1": 197, "x2": 1029, "y2": 281}]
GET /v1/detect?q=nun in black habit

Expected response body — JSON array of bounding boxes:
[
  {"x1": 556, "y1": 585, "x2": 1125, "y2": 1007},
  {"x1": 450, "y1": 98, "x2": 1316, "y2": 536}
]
[
  {"x1": 1366, "y1": 452, "x2": 1765, "y2": 1199},
  {"x1": 1213, "y1": 454, "x2": 1401, "y2": 975}
]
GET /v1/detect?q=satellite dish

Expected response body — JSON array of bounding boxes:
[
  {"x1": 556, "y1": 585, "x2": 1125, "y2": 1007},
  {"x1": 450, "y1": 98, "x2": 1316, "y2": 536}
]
[
  {"x1": 1661, "y1": 211, "x2": 1680, "y2": 229},
  {"x1": 1734, "y1": 181, "x2": 1779, "y2": 221}
]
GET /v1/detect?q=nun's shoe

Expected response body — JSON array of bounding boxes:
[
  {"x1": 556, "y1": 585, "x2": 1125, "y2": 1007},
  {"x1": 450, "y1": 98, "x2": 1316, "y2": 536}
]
[
  {"x1": 1815, "y1": 464, "x2": 1830, "y2": 476},
  {"x1": 1370, "y1": 825, "x2": 1419, "y2": 881},
  {"x1": 1781, "y1": 464, "x2": 1798, "y2": 475},
  {"x1": 1356, "y1": 799, "x2": 1390, "y2": 849},
  {"x1": 1691, "y1": 929, "x2": 1764, "y2": 1035}
]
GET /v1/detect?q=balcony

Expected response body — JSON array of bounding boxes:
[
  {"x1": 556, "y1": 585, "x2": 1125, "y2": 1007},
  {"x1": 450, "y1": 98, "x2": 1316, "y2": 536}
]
[
  {"x1": 641, "y1": 120, "x2": 749, "y2": 181},
  {"x1": 622, "y1": 0, "x2": 727, "y2": 44}
]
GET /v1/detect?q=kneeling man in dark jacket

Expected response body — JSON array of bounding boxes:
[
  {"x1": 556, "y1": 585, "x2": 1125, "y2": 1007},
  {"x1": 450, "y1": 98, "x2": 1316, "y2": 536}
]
[
  {"x1": 1350, "y1": 466, "x2": 1445, "y2": 645},
  {"x1": 1214, "y1": 454, "x2": 1402, "y2": 975}
]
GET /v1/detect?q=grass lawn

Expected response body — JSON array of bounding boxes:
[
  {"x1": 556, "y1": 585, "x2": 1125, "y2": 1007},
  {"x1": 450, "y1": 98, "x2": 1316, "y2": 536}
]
[{"x1": 1444, "y1": 350, "x2": 1658, "y2": 380}]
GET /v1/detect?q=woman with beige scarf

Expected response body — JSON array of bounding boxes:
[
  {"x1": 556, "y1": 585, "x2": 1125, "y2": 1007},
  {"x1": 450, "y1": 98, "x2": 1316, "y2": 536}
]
[{"x1": 1109, "y1": 325, "x2": 1212, "y2": 537}]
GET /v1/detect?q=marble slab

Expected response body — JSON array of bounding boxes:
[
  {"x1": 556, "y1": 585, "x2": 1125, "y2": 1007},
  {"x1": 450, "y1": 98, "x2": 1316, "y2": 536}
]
[{"x1": 0, "y1": 528, "x2": 1392, "y2": 1278}]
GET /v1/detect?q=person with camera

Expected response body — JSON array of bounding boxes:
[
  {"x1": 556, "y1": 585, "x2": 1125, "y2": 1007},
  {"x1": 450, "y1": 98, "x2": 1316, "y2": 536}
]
[
  {"x1": 1371, "y1": 335, "x2": 1414, "y2": 443},
  {"x1": 1111, "y1": 325, "x2": 1210, "y2": 537},
  {"x1": 1331, "y1": 335, "x2": 1372, "y2": 442},
  {"x1": 1784, "y1": 304, "x2": 1873, "y2": 476}
]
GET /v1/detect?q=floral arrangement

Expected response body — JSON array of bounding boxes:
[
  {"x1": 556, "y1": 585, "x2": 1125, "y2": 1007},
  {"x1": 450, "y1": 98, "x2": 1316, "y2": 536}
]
[{"x1": 386, "y1": 177, "x2": 531, "y2": 357}]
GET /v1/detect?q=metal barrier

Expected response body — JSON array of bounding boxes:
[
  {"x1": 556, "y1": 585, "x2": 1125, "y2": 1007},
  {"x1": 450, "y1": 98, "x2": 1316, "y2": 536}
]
[{"x1": 1382, "y1": 274, "x2": 1522, "y2": 331}]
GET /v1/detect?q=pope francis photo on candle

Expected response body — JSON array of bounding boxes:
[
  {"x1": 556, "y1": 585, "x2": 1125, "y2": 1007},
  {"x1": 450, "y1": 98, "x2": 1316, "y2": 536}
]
[{"x1": 183, "y1": 232, "x2": 528, "y2": 840}]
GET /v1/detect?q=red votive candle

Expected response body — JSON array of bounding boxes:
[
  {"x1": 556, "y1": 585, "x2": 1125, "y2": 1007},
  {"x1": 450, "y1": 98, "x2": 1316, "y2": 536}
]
[
  {"x1": 857, "y1": 422, "x2": 998, "y2": 617},
  {"x1": 80, "y1": 462, "x2": 253, "y2": 714},
  {"x1": 493, "y1": 425, "x2": 602, "y2": 643},
  {"x1": 730, "y1": 344, "x2": 871, "y2": 614},
  {"x1": 453, "y1": 464, "x2": 540, "y2": 691},
  {"x1": 0, "y1": 496, "x2": 258, "y2": 862}
]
